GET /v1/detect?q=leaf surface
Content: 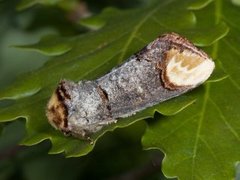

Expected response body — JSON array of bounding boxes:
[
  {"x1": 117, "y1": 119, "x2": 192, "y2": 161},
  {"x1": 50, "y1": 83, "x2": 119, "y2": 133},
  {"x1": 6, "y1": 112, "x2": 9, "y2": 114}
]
[
  {"x1": 0, "y1": 0, "x2": 228, "y2": 159},
  {"x1": 142, "y1": 0, "x2": 240, "y2": 179},
  {"x1": 17, "y1": 0, "x2": 64, "y2": 10}
]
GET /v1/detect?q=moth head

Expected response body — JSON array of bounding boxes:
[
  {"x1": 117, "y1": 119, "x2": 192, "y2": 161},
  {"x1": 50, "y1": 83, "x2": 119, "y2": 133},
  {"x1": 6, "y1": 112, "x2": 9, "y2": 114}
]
[
  {"x1": 46, "y1": 81, "x2": 70, "y2": 135},
  {"x1": 160, "y1": 34, "x2": 215, "y2": 89}
]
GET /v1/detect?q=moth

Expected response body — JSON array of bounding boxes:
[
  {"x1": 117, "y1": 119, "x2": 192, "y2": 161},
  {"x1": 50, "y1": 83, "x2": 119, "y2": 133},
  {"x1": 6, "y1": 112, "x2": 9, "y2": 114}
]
[{"x1": 46, "y1": 33, "x2": 215, "y2": 140}]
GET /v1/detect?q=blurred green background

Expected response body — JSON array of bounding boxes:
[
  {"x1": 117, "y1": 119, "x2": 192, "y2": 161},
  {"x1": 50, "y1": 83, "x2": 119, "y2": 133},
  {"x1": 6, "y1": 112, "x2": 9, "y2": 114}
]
[{"x1": 0, "y1": 0, "x2": 169, "y2": 179}]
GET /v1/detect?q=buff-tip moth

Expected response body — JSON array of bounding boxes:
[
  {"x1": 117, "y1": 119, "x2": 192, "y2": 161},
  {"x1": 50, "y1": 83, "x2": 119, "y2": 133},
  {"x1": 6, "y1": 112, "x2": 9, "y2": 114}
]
[{"x1": 46, "y1": 33, "x2": 215, "y2": 140}]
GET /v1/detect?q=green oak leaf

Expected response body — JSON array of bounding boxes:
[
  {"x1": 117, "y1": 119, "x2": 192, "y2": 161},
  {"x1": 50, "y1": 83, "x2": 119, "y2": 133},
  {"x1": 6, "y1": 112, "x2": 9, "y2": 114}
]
[
  {"x1": 0, "y1": 0, "x2": 228, "y2": 158},
  {"x1": 142, "y1": 0, "x2": 240, "y2": 179},
  {"x1": 231, "y1": 0, "x2": 240, "y2": 6},
  {"x1": 18, "y1": 0, "x2": 60, "y2": 10},
  {"x1": 17, "y1": 0, "x2": 70, "y2": 10},
  {"x1": 14, "y1": 35, "x2": 73, "y2": 56}
]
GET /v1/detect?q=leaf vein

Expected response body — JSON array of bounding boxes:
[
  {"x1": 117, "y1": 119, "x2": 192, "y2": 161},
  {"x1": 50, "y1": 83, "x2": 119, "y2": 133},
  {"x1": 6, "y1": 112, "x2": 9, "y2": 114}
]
[
  {"x1": 209, "y1": 98, "x2": 240, "y2": 142},
  {"x1": 199, "y1": 136, "x2": 228, "y2": 177},
  {"x1": 117, "y1": 2, "x2": 171, "y2": 63},
  {"x1": 191, "y1": 84, "x2": 210, "y2": 179},
  {"x1": 151, "y1": 16, "x2": 169, "y2": 29},
  {"x1": 159, "y1": 114, "x2": 199, "y2": 142}
]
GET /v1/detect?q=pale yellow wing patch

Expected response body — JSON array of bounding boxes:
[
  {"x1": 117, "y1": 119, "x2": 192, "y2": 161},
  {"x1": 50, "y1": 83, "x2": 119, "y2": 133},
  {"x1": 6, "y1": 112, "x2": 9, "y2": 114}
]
[{"x1": 166, "y1": 49, "x2": 215, "y2": 87}]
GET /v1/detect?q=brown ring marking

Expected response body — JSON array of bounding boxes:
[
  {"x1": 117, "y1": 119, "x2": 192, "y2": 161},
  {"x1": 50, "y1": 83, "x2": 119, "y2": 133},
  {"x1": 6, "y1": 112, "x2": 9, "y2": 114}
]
[
  {"x1": 56, "y1": 86, "x2": 69, "y2": 128},
  {"x1": 158, "y1": 33, "x2": 209, "y2": 59},
  {"x1": 58, "y1": 81, "x2": 71, "y2": 100},
  {"x1": 156, "y1": 49, "x2": 193, "y2": 90}
]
